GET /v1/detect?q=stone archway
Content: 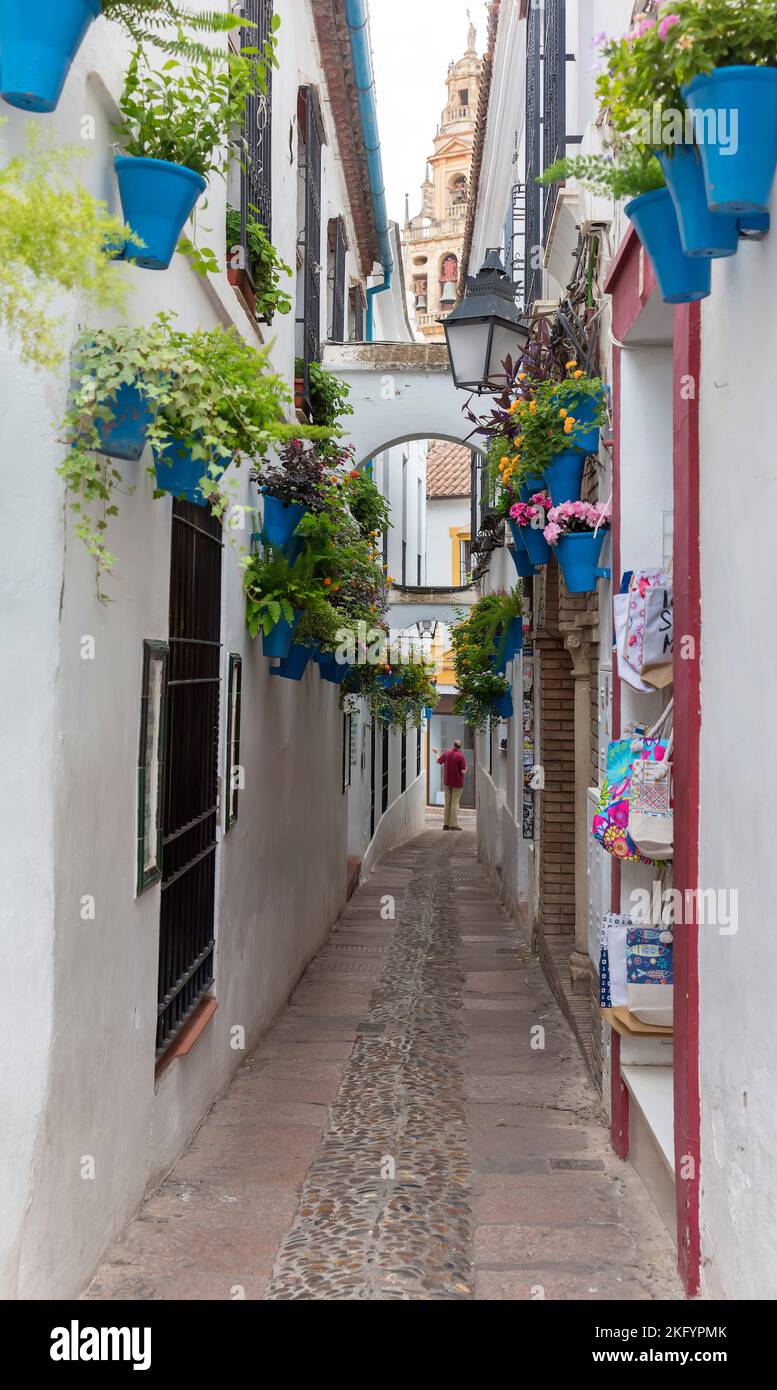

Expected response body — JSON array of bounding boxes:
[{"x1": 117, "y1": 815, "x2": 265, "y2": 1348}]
[{"x1": 321, "y1": 342, "x2": 484, "y2": 466}]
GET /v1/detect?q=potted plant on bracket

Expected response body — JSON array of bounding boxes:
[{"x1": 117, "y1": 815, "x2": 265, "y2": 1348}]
[
  {"x1": 113, "y1": 48, "x2": 257, "y2": 270},
  {"x1": 544, "y1": 500, "x2": 612, "y2": 595}
]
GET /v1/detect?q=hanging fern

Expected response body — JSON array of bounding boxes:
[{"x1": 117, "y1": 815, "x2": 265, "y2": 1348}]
[{"x1": 100, "y1": 3, "x2": 278, "y2": 76}]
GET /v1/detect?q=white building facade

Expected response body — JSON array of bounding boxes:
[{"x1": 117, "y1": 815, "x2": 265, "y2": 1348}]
[{"x1": 0, "y1": 0, "x2": 426, "y2": 1298}]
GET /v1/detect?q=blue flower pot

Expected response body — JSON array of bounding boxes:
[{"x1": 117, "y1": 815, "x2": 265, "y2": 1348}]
[
  {"x1": 262, "y1": 495, "x2": 308, "y2": 559},
  {"x1": 423, "y1": 706, "x2": 434, "y2": 720},
  {"x1": 508, "y1": 539, "x2": 537, "y2": 579},
  {"x1": 95, "y1": 381, "x2": 155, "y2": 462},
  {"x1": 0, "y1": 0, "x2": 100, "y2": 112},
  {"x1": 491, "y1": 641, "x2": 508, "y2": 676},
  {"x1": 658, "y1": 146, "x2": 739, "y2": 258},
  {"x1": 317, "y1": 650, "x2": 349, "y2": 685},
  {"x1": 262, "y1": 610, "x2": 302, "y2": 661},
  {"x1": 544, "y1": 449, "x2": 586, "y2": 506},
  {"x1": 625, "y1": 188, "x2": 711, "y2": 304},
  {"x1": 494, "y1": 689, "x2": 513, "y2": 721},
  {"x1": 378, "y1": 672, "x2": 403, "y2": 690},
  {"x1": 505, "y1": 616, "x2": 523, "y2": 661},
  {"x1": 683, "y1": 66, "x2": 777, "y2": 214},
  {"x1": 270, "y1": 641, "x2": 318, "y2": 681},
  {"x1": 510, "y1": 517, "x2": 550, "y2": 567},
  {"x1": 550, "y1": 389, "x2": 603, "y2": 456},
  {"x1": 154, "y1": 439, "x2": 230, "y2": 507},
  {"x1": 555, "y1": 530, "x2": 608, "y2": 594},
  {"x1": 518, "y1": 475, "x2": 546, "y2": 503},
  {"x1": 114, "y1": 156, "x2": 207, "y2": 271}
]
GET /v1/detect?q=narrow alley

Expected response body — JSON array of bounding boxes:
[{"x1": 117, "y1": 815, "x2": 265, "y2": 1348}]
[{"x1": 86, "y1": 820, "x2": 678, "y2": 1302}]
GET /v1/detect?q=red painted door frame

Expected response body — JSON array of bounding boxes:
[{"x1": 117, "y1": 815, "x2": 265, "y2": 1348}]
[
  {"x1": 603, "y1": 235, "x2": 701, "y2": 1295},
  {"x1": 671, "y1": 304, "x2": 702, "y2": 1297}
]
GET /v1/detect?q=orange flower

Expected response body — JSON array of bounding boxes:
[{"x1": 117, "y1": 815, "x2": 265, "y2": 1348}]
[
  {"x1": 565, "y1": 359, "x2": 577, "y2": 370},
  {"x1": 559, "y1": 408, "x2": 568, "y2": 419},
  {"x1": 529, "y1": 401, "x2": 536, "y2": 415},
  {"x1": 323, "y1": 577, "x2": 332, "y2": 586},
  {"x1": 573, "y1": 369, "x2": 584, "y2": 379},
  {"x1": 564, "y1": 417, "x2": 576, "y2": 434}
]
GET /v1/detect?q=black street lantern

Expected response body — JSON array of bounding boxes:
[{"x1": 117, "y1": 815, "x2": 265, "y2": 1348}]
[{"x1": 443, "y1": 248, "x2": 531, "y2": 394}]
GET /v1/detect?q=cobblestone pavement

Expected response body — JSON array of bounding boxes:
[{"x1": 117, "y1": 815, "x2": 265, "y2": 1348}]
[{"x1": 86, "y1": 821, "x2": 681, "y2": 1301}]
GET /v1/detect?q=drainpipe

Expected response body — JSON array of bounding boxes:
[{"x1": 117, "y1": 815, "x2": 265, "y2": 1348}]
[{"x1": 344, "y1": 0, "x2": 394, "y2": 341}]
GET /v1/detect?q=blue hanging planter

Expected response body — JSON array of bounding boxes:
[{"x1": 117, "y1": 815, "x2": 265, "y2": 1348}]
[
  {"x1": 544, "y1": 449, "x2": 586, "y2": 507},
  {"x1": 506, "y1": 616, "x2": 524, "y2": 661},
  {"x1": 154, "y1": 439, "x2": 230, "y2": 507},
  {"x1": 554, "y1": 530, "x2": 609, "y2": 595},
  {"x1": 518, "y1": 475, "x2": 546, "y2": 503},
  {"x1": 683, "y1": 66, "x2": 777, "y2": 214},
  {"x1": 262, "y1": 494, "x2": 308, "y2": 559},
  {"x1": 509, "y1": 517, "x2": 550, "y2": 567},
  {"x1": 508, "y1": 536, "x2": 537, "y2": 579},
  {"x1": 94, "y1": 381, "x2": 155, "y2": 462},
  {"x1": 550, "y1": 389, "x2": 603, "y2": 456},
  {"x1": 270, "y1": 641, "x2": 318, "y2": 681},
  {"x1": 114, "y1": 156, "x2": 207, "y2": 271},
  {"x1": 262, "y1": 610, "x2": 303, "y2": 661},
  {"x1": 625, "y1": 188, "x2": 711, "y2": 304},
  {"x1": 423, "y1": 706, "x2": 434, "y2": 720},
  {"x1": 317, "y1": 650, "x2": 350, "y2": 685},
  {"x1": 657, "y1": 146, "x2": 739, "y2": 258},
  {"x1": 0, "y1": 0, "x2": 100, "y2": 112},
  {"x1": 493, "y1": 688, "x2": 513, "y2": 721}
]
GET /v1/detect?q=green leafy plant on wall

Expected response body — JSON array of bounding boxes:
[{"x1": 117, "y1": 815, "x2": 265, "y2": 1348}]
[
  {"x1": 59, "y1": 316, "x2": 333, "y2": 597},
  {"x1": 116, "y1": 49, "x2": 257, "y2": 178},
  {"x1": 294, "y1": 358, "x2": 354, "y2": 428},
  {"x1": 540, "y1": 144, "x2": 665, "y2": 202},
  {"x1": 226, "y1": 204, "x2": 292, "y2": 320},
  {"x1": 0, "y1": 124, "x2": 136, "y2": 369}
]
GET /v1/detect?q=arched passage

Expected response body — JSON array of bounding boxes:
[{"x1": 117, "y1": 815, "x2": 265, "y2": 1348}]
[{"x1": 321, "y1": 342, "x2": 483, "y2": 466}]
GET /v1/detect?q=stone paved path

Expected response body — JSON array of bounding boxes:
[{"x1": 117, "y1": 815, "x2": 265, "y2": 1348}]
[{"x1": 86, "y1": 823, "x2": 680, "y2": 1301}]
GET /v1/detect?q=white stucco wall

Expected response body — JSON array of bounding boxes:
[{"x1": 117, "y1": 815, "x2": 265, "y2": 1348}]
[
  {"x1": 0, "y1": 0, "x2": 424, "y2": 1298},
  {"x1": 426, "y1": 495, "x2": 470, "y2": 587},
  {"x1": 697, "y1": 209, "x2": 777, "y2": 1300}
]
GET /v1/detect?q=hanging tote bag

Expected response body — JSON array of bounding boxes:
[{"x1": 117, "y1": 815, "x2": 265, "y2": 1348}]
[
  {"x1": 624, "y1": 570, "x2": 671, "y2": 679},
  {"x1": 640, "y1": 584, "x2": 674, "y2": 689},
  {"x1": 629, "y1": 705, "x2": 674, "y2": 861},
  {"x1": 592, "y1": 738, "x2": 648, "y2": 863},
  {"x1": 626, "y1": 925, "x2": 674, "y2": 1027},
  {"x1": 598, "y1": 913, "x2": 632, "y2": 1008},
  {"x1": 614, "y1": 591, "x2": 653, "y2": 692}
]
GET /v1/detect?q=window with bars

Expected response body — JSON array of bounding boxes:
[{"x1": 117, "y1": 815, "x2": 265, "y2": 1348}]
[
  {"x1": 225, "y1": 654, "x2": 243, "y2": 831},
  {"x1": 400, "y1": 730, "x2": 407, "y2": 793},
  {"x1": 240, "y1": 1, "x2": 274, "y2": 261},
  {"x1": 350, "y1": 285, "x2": 365, "y2": 342},
  {"x1": 381, "y1": 724, "x2": 390, "y2": 814},
  {"x1": 328, "y1": 218, "x2": 347, "y2": 342},
  {"x1": 542, "y1": 0, "x2": 567, "y2": 241},
  {"x1": 416, "y1": 727, "x2": 422, "y2": 778},
  {"x1": 297, "y1": 86, "x2": 324, "y2": 409},
  {"x1": 137, "y1": 640, "x2": 169, "y2": 896},
  {"x1": 524, "y1": 1, "x2": 541, "y2": 313},
  {"x1": 524, "y1": 0, "x2": 571, "y2": 309}
]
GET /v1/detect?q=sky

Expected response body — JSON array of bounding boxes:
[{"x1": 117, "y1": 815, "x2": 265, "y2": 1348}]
[{"x1": 368, "y1": 0, "x2": 490, "y2": 226}]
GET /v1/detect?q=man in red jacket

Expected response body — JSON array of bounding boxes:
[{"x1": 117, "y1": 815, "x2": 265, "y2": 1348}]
[{"x1": 433, "y1": 740, "x2": 468, "y2": 830}]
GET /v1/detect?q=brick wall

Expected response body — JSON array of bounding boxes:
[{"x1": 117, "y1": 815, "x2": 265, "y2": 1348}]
[{"x1": 537, "y1": 564, "x2": 576, "y2": 937}]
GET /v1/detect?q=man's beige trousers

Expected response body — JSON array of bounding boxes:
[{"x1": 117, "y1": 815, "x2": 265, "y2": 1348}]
[{"x1": 443, "y1": 785, "x2": 463, "y2": 828}]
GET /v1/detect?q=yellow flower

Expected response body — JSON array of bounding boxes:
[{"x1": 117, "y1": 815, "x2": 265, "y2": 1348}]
[
  {"x1": 565, "y1": 359, "x2": 577, "y2": 370},
  {"x1": 518, "y1": 372, "x2": 526, "y2": 380},
  {"x1": 564, "y1": 417, "x2": 576, "y2": 435},
  {"x1": 529, "y1": 401, "x2": 536, "y2": 415},
  {"x1": 573, "y1": 369, "x2": 584, "y2": 379},
  {"x1": 508, "y1": 400, "x2": 521, "y2": 415},
  {"x1": 559, "y1": 408, "x2": 568, "y2": 419}
]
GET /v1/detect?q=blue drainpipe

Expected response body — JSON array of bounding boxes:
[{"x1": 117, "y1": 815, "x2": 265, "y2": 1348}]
[{"x1": 344, "y1": 0, "x2": 394, "y2": 341}]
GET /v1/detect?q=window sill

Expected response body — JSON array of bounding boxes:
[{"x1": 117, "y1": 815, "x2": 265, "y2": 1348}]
[{"x1": 155, "y1": 997, "x2": 218, "y2": 1080}]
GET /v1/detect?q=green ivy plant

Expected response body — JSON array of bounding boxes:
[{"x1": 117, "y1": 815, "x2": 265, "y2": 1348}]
[
  {"x1": 451, "y1": 591, "x2": 521, "y2": 730},
  {"x1": 0, "y1": 124, "x2": 136, "y2": 369},
  {"x1": 295, "y1": 358, "x2": 354, "y2": 428},
  {"x1": 59, "y1": 315, "x2": 332, "y2": 598},
  {"x1": 226, "y1": 204, "x2": 292, "y2": 320}
]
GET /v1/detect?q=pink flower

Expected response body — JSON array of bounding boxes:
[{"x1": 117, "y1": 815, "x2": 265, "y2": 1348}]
[
  {"x1": 635, "y1": 17, "x2": 656, "y2": 38},
  {"x1": 544, "y1": 522, "x2": 561, "y2": 546},
  {"x1": 659, "y1": 14, "x2": 680, "y2": 39}
]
